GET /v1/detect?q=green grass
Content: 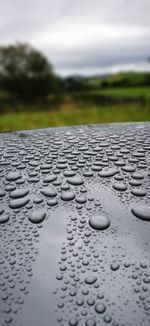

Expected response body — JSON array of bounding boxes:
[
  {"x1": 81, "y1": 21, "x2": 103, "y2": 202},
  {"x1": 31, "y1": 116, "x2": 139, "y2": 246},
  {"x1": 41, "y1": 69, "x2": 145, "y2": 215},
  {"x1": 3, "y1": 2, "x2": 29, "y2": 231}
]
[
  {"x1": 90, "y1": 86, "x2": 150, "y2": 99},
  {"x1": 0, "y1": 102, "x2": 150, "y2": 132}
]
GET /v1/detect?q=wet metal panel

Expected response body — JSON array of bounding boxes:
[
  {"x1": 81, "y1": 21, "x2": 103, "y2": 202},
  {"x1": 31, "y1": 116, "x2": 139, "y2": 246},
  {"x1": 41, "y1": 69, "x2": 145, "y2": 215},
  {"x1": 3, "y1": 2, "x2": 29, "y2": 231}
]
[{"x1": 0, "y1": 123, "x2": 150, "y2": 326}]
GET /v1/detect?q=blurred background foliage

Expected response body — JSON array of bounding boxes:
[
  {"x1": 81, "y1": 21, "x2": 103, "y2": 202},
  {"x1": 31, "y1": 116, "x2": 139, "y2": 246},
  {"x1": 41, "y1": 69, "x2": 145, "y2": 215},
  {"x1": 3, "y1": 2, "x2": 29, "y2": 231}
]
[{"x1": 0, "y1": 43, "x2": 150, "y2": 131}]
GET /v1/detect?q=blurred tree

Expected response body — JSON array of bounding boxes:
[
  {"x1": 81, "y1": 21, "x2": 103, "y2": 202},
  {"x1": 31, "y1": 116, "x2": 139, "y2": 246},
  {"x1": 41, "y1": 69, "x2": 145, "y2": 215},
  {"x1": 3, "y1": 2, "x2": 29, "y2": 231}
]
[
  {"x1": 0, "y1": 43, "x2": 58, "y2": 101},
  {"x1": 65, "y1": 77, "x2": 91, "y2": 92}
]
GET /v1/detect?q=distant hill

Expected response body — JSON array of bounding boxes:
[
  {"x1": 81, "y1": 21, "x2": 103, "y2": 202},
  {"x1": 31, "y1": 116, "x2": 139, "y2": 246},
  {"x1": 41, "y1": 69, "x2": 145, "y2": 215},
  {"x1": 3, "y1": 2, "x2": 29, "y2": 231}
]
[{"x1": 66, "y1": 71, "x2": 150, "y2": 89}]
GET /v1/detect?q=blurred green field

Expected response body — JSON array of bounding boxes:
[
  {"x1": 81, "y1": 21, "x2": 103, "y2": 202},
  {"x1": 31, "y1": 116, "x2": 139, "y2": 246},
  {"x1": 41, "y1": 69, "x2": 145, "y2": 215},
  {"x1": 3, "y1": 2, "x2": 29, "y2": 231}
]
[
  {"x1": 87, "y1": 71, "x2": 150, "y2": 87},
  {"x1": 91, "y1": 86, "x2": 150, "y2": 100},
  {"x1": 0, "y1": 102, "x2": 150, "y2": 132},
  {"x1": 0, "y1": 71, "x2": 150, "y2": 132}
]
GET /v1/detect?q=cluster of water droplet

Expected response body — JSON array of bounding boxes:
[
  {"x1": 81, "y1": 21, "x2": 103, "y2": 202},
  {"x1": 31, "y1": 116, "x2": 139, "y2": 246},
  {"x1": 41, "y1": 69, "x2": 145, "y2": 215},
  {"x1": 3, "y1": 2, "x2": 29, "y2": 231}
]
[{"x1": 0, "y1": 124, "x2": 150, "y2": 325}]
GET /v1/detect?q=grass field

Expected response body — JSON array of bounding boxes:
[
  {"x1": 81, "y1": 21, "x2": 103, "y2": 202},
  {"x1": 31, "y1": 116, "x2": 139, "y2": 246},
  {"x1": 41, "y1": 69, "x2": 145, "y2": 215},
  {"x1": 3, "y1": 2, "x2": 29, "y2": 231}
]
[
  {"x1": 92, "y1": 86, "x2": 150, "y2": 100},
  {"x1": 0, "y1": 102, "x2": 150, "y2": 132}
]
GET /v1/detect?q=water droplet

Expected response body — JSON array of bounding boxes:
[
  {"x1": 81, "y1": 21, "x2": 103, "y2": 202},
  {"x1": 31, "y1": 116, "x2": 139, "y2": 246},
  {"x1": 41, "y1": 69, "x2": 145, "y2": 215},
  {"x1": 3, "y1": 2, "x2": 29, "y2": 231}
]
[
  {"x1": 87, "y1": 298, "x2": 95, "y2": 306},
  {"x1": 92, "y1": 165, "x2": 102, "y2": 172},
  {"x1": 29, "y1": 160, "x2": 39, "y2": 167},
  {"x1": 0, "y1": 190, "x2": 5, "y2": 197},
  {"x1": 47, "y1": 199, "x2": 58, "y2": 206},
  {"x1": 75, "y1": 195, "x2": 87, "y2": 204},
  {"x1": 111, "y1": 263, "x2": 120, "y2": 271},
  {"x1": 131, "y1": 173, "x2": 144, "y2": 180},
  {"x1": 63, "y1": 171, "x2": 76, "y2": 177},
  {"x1": 103, "y1": 314, "x2": 112, "y2": 323},
  {"x1": 0, "y1": 214, "x2": 9, "y2": 224},
  {"x1": 89, "y1": 215, "x2": 110, "y2": 230},
  {"x1": 6, "y1": 171, "x2": 21, "y2": 181},
  {"x1": 99, "y1": 168, "x2": 118, "y2": 178},
  {"x1": 10, "y1": 189, "x2": 29, "y2": 199},
  {"x1": 85, "y1": 276, "x2": 97, "y2": 284},
  {"x1": 76, "y1": 298, "x2": 84, "y2": 306},
  {"x1": 68, "y1": 317, "x2": 78, "y2": 325},
  {"x1": 129, "y1": 180, "x2": 142, "y2": 187},
  {"x1": 29, "y1": 211, "x2": 46, "y2": 224},
  {"x1": 83, "y1": 171, "x2": 93, "y2": 177},
  {"x1": 43, "y1": 174, "x2": 57, "y2": 183},
  {"x1": 113, "y1": 183, "x2": 127, "y2": 191},
  {"x1": 131, "y1": 205, "x2": 150, "y2": 221},
  {"x1": 0, "y1": 208, "x2": 4, "y2": 215},
  {"x1": 61, "y1": 183, "x2": 70, "y2": 191},
  {"x1": 131, "y1": 188, "x2": 146, "y2": 197},
  {"x1": 85, "y1": 318, "x2": 96, "y2": 326},
  {"x1": 95, "y1": 303, "x2": 106, "y2": 313},
  {"x1": 122, "y1": 165, "x2": 136, "y2": 173},
  {"x1": 41, "y1": 187, "x2": 57, "y2": 197},
  {"x1": 9, "y1": 197, "x2": 29, "y2": 209},
  {"x1": 61, "y1": 191, "x2": 75, "y2": 201},
  {"x1": 67, "y1": 176, "x2": 84, "y2": 186}
]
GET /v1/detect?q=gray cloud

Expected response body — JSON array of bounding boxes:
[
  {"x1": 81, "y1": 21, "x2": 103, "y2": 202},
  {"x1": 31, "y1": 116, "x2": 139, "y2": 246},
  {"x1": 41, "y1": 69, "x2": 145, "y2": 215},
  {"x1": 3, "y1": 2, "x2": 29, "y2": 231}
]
[{"x1": 0, "y1": 0, "x2": 150, "y2": 75}]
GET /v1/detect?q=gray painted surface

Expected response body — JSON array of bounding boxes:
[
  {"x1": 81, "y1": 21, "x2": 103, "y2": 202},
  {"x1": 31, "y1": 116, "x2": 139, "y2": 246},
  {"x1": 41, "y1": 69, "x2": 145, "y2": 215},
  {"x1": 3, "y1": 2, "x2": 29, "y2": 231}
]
[{"x1": 0, "y1": 123, "x2": 150, "y2": 325}]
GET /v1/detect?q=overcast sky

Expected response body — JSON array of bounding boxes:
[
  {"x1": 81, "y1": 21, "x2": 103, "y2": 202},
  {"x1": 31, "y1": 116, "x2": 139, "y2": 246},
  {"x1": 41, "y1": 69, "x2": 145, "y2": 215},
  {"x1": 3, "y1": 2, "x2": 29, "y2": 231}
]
[{"x1": 0, "y1": 0, "x2": 150, "y2": 76}]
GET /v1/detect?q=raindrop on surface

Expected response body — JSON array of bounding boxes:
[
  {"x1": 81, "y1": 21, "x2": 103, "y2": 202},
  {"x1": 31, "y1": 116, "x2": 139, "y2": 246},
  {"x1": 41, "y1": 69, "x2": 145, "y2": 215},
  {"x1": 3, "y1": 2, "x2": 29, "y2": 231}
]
[
  {"x1": 92, "y1": 165, "x2": 102, "y2": 172},
  {"x1": 63, "y1": 171, "x2": 76, "y2": 177},
  {"x1": 29, "y1": 211, "x2": 46, "y2": 224},
  {"x1": 83, "y1": 171, "x2": 93, "y2": 177},
  {"x1": 9, "y1": 197, "x2": 29, "y2": 209},
  {"x1": 43, "y1": 174, "x2": 57, "y2": 183},
  {"x1": 131, "y1": 173, "x2": 144, "y2": 180},
  {"x1": 76, "y1": 298, "x2": 84, "y2": 306},
  {"x1": 47, "y1": 199, "x2": 58, "y2": 206},
  {"x1": 95, "y1": 303, "x2": 106, "y2": 313},
  {"x1": 85, "y1": 276, "x2": 97, "y2": 285},
  {"x1": 114, "y1": 174, "x2": 124, "y2": 181},
  {"x1": 87, "y1": 298, "x2": 95, "y2": 306},
  {"x1": 10, "y1": 188, "x2": 29, "y2": 199},
  {"x1": 61, "y1": 183, "x2": 70, "y2": 191},
  {"x1": 89, "y1": 215, "x2": 110, "y2": 230},
  {"x1": 6, "y1": 171, "x2": 21, "y2": 181},
  {"x1": 0, "y1": 190, "x2": 5, "y2": 197},
  {"x1": 0, "y1": 214, "x2": 9, "y2": 224},
  {"x1": 61, "y1": 191, "x2": 75, "y2": 201},
  {"x1": 41, "y1": 187, "x2": 57, "y2": 197},
  {"x1": 129, "y1": 180, "x2": 142, "y2": 187},
  {"x1": 131, "y1": 205, "x2": 150, "y2": 221},
  {"x1": 122, "y1": 165, "x2": 136, "y2": 173},
  {"x1": 67, "y1": 176, "x2": 84, "y2": 186},
  {"x1": 111, "y1": 263, "x2": 120, "y2": 271},
  {"x1": 113, "y1": 183, "x2": 127, "y2": 191},
  {"x1": 131, "y1": 188, "x2": 146, "y2": 197},
  {"x1": 75, "y1": 195, "x2": 87, "y2": 204},
  {"x1": 68, "y1": 317, "x2": 78, "y2": 325},
  {"x1": 99, "y1": 168, "x2": 119, "y2": 178},
  {"x1": 85, "y1": 318, "x2": 96, "y2": 326},
  {"x1": 103, "y1": 314, "x2": 112, "y2": 323}
]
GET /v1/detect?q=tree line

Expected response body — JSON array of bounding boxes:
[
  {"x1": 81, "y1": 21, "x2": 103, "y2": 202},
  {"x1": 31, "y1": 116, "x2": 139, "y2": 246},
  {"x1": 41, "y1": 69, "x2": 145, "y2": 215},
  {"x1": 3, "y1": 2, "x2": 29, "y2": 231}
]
[{"x1": 0, "y1": 42, "x2": 149, "y2": 107}]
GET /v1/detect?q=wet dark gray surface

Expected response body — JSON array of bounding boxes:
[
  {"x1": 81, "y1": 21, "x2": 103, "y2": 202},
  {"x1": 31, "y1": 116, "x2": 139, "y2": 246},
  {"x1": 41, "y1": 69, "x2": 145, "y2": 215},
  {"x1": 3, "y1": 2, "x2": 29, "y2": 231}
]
[{"x1": 0, "y1": 122, "x2": 150, "y2": 326}]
